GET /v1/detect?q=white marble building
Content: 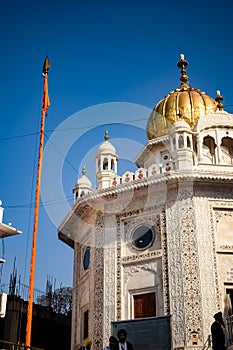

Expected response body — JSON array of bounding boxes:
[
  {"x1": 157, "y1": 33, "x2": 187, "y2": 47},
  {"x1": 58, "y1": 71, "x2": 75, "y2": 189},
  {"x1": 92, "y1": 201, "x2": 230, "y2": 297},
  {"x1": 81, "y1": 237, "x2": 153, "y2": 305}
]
[{"x1": 58, "y1": 55, "x2": 233, "y2": 350}]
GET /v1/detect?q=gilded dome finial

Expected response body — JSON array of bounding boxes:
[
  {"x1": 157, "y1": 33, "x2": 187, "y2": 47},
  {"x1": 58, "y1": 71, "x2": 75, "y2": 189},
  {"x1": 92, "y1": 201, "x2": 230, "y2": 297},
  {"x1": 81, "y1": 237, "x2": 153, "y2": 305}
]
[
  {"x1": 215, "y1": 90, "x2": 224, "y2": 111},
  {"x1": 104, "y1": 130, "x2": 109, "y2": 141},
  {"x1": 82, "y1": 166, "x2": 86, "y2": 175},
  {"x1": 177, "y1": 53, "x2": 189, "y2": 87}
]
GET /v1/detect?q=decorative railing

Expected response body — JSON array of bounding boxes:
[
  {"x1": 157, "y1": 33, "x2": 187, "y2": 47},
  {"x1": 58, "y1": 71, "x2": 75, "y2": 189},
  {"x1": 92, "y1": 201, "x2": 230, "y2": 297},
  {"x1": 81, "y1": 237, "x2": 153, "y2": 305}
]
[
  {"x1": 0, "y1": 282, "x2": 44, "y2": 303},
  {"x1": 202, "y1": 335, "x2": 211, "y2": 349},
  {"x1": 226, "y1": 315, "x2": 233, "y2": 346},
  {"x1": 0, "y1": 339, "x2": 45, "y2": 350}
]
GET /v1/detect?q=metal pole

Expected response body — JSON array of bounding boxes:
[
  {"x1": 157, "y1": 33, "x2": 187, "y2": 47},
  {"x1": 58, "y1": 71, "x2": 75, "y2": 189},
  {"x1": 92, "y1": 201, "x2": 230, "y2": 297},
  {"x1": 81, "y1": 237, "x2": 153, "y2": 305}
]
[{"x1": 25, "y1": 57, "x2": 50, "y2": 347}]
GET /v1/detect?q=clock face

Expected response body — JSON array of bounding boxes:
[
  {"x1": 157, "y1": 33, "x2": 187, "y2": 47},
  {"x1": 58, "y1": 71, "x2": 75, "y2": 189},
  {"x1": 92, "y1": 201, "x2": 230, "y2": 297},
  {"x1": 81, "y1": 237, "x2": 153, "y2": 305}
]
[
  {"x1": 132, "y1": 225, "x2": 155, "y2": 250},
  {"x1": 83, "y1": 246, "x2": 90, "y2": 270}
]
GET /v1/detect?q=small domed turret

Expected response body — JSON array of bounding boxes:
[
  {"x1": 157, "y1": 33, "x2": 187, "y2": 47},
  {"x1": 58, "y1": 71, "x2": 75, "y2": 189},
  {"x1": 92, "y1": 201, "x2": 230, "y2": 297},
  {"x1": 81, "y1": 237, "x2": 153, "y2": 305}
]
[
  {"x1": 73, "y1": 166, "x2": 93, "y2": 203},
  {"x1": 170, "y1": 119, "x2": 191, "y2": 133},
  {"x1": 97, "y1": 130, "x2": 116, "y2": 156},
  {"x1": 95, "y1": 131, "x2": 119, "y2": 190}
]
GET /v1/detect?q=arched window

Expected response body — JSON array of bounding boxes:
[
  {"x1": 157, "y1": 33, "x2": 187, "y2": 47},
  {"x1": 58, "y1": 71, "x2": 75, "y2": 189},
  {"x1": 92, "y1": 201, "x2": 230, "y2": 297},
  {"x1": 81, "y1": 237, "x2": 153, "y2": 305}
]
[
  {"x1": 193, "y1": 139, "x2": 198, "y2": 153},
  {"x1": 172, "y1": 137, "x2": 176, "y2": 150},
  {"x1": 187, "y1": 136, "x2": 191, "y2": 148},
  {"x1": 178, "y1": 135, "x2": 184, "y2": 148},
  {"x1": 103, "y1": 157, "x2": 108, "y2": 170},
  {"x1": 220, "y1": 136, "x2": 233, "y2": 164},
  {"x1": 203, "y1": 136, "x2": 216, "y2": 164},
  {"x1": 111, "y1": 158, "x2": 115, "y2": 171},
  {"x1": 221, "y1": 137, "x2": 233, "y2": 155}
]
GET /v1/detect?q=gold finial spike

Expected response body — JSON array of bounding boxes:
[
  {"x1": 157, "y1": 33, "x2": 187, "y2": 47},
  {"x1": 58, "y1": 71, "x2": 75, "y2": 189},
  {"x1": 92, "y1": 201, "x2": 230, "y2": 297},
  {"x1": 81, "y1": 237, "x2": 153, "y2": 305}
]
[
  {"x1": 104, "y1": 130, "x2": 109, "y2": 141},
  {"x1": 82, "y1": 166, "x2": 86, "y2": 175},
  {"x1": 177, "y1": 53, "x2": 189, "y2": 87},
  {"x1": 215, "y1": 90, "x2": 224, "y2": 111},
  {"x1": 43, "y1": 56, "x2": 50, "y2": 74}
]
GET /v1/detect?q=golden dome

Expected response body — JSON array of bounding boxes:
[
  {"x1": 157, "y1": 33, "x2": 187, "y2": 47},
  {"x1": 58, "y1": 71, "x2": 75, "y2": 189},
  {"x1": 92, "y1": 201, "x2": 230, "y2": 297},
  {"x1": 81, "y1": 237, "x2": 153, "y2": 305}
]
[{"x1": 146, "y1": 55, "x2": 218, "y2": 140}]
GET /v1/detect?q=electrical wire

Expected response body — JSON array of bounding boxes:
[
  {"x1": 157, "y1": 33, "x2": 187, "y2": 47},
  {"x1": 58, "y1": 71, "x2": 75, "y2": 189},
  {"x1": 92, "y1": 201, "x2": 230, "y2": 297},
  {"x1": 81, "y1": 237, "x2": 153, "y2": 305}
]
[
  {"x1": 22, "y1": 109, "x2": 41, "y2": 286},
  {"x1": 5, "y1": 195, "x2": 74, "y2": 209},
  {"x1": 44, "y1": 133, "x2": 78, "y2": 174},
  {"x1": 0, "y1": 117, "x2": 149, "y2": 141},
  {"x1": 1, "y1": 106, "x2": 233, "y2": 141},
  {"x1": 2, "y1": 105, "x2": 233, "y2": 210},
  {"x1": 0, "y1": 131, "x2": 40, "y2": 141}
]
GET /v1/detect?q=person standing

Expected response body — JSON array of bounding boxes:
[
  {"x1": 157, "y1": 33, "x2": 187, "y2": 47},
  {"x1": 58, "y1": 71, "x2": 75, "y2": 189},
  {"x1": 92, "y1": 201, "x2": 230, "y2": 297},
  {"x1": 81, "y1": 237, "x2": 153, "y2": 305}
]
[
  {"x1": 211, "y1": 311, "x2": 226, "y2": 350},
  {"x1": 117, "y1": 329, "x2": 134, "y2": 350},
  {"x1": 103, "y1": 336, "x2": 118, "y2": 350},
  {"x1": 83, "y1": 339, "x2": 92, "y2": 350}
]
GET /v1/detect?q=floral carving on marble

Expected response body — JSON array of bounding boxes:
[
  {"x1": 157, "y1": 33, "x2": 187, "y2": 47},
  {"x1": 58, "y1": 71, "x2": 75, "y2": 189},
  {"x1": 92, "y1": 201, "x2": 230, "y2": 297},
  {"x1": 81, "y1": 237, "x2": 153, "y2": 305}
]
[
  {"x1": 167, "y1": 187, "x2": 203, "y2": 347},
  {"x1": 92, "y1": 212, "x2": 104, "y2": 349}
]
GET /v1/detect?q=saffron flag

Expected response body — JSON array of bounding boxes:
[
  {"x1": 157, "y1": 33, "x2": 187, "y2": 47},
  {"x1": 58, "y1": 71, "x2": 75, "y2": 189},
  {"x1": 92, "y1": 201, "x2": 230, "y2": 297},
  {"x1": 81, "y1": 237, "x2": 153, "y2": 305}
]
[
  {"x1": 42, "y1": 56, "x2": 50, "y2": 114},
  {"x1": 42, "y1": 74, "x2": 50, "y2": 114}
]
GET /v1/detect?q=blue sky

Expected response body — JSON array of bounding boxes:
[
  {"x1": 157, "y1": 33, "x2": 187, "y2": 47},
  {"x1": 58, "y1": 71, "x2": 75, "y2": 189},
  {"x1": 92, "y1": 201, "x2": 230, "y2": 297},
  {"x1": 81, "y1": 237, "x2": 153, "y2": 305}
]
[{"x1": 1, "y1": 0, "x2": 233, "y2": 292}]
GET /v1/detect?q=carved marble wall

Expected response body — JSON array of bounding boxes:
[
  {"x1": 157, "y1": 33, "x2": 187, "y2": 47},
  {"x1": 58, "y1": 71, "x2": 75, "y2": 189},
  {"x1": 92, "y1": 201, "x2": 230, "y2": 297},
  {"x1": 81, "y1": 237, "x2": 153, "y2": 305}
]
[
  {"x1": 102, "y1": 214, "x2": 117, "y2": 348},
  {"x1": 73, "y1": 242, "x2": 91, "y2": 350},
  {"x1": 71, "y1": 181, "x2": 233, "y2": 350},
  {"x1": 212, "y1": 203, "x2": 233, "y2": 315},
  {"x1": 166, "y1": 186, "x2": 203, "y2": 348},
  {"x1": 116, "y1": 203, "x2": 169, "y2": 322},
  {"x1": 195, "y1": 197, "x2": 217, "y2": 344},
  {"x1": 91, "y1": 212, "x2": 104, "y2": 350}
]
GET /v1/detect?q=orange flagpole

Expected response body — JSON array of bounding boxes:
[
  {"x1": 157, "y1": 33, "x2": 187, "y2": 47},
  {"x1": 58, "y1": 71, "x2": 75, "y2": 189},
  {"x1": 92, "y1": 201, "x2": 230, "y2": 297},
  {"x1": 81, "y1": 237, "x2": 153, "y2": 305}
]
[{"x1": 25, "y1": 56, "x2": 50, "y2": 348}]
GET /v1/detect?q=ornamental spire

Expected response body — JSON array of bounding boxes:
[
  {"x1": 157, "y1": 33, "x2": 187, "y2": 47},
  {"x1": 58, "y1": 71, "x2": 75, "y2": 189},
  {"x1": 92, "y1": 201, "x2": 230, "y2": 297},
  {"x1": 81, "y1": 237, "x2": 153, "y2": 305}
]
[
  {"x1": 177, "y1": 53, "x2": 189, "y2": 87},
  {"x1": 42, "y1": 56, "x2": 50, "y2": 74},
  {"x1": 215, "y1": 90, "x2": 224, "y2": 111},
  {"x1": 42, "y1": 56, "x2": 50, "y2": 114},
  {"x1": 104, "y1": 130, "x2": 109, "y2": 141}
]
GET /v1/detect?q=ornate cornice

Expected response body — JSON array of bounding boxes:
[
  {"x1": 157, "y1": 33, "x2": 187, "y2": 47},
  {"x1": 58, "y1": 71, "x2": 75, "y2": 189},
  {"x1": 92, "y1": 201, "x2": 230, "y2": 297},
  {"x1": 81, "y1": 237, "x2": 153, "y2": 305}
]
[{"x1": 73, "y1": 171, "x2": 233, "y2": 206}]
